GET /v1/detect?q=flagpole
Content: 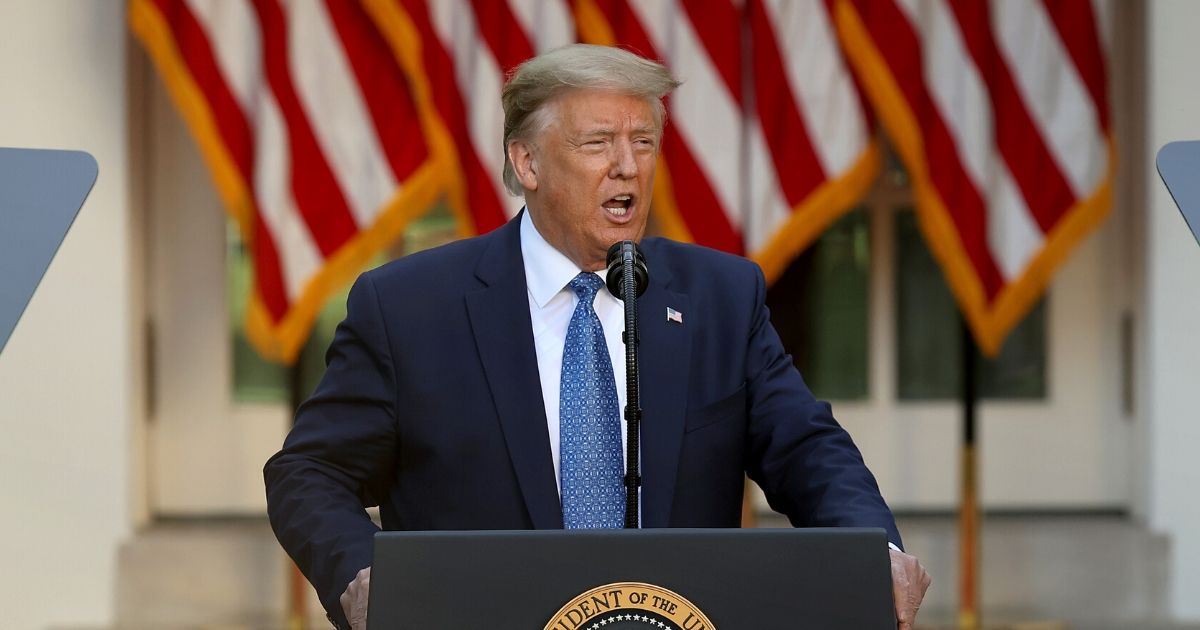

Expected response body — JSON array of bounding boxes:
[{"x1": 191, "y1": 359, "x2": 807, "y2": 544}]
[{"x1": 958, "y1": 317, "x2": 980, "y2": 630}]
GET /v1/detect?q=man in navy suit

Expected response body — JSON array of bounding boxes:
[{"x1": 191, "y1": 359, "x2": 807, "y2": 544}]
[{"x1": 265, "y1": 44, "x2": 929, "y2": 630}]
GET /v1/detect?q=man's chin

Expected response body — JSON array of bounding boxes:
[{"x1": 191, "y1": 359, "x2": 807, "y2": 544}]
[{"x1": 603, "y1": 223, "x2": 646, "y2": 245}]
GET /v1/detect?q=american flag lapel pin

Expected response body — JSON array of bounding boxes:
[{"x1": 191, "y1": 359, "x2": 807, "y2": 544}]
[{"x1": 666, "y1": 307, "x2": 683, "y2": 324}]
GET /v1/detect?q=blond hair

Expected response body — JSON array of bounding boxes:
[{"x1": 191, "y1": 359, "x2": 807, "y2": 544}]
[{"x1": 500, "y1": 44, "x2": 680, "y2": 196}]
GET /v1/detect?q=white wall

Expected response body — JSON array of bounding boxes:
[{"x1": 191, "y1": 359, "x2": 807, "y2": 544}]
[
  {"x1": 1142, "y1": 0, "x2": 1200, "y2": 621},
  {"x1": 142, "y1": 73, "x2": 293, "y2": 515},
  {"x1": 0, "y1": 3, "x2": 133, "y2": 629}
]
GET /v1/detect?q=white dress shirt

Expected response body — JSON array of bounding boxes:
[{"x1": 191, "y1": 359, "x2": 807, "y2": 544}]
[{"x1": 520, "y1": 210, "x2": 630, "y2": 494}]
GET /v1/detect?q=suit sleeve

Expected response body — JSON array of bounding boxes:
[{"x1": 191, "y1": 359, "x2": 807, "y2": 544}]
[
  {"x1": 264, "y1": 272, "x2": 399, "y2": 627},
  {"x1": 741, "y1": 265, "x2": 903, "y2": 549}
]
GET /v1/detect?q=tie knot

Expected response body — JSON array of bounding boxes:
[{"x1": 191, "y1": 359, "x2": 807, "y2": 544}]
[{"x1": 568, "y1": 272, "x2": 604, "y2": 302}]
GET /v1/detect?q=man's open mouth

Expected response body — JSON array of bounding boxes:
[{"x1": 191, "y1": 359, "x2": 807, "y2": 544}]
[{"x1": 602, "y1": 194, "x2": 634, "y2": 217}]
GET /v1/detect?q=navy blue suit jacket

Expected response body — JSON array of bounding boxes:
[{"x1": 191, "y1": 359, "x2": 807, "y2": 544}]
[{"x1": 264, "y1": 214, "x2": 899, "y2": 624}]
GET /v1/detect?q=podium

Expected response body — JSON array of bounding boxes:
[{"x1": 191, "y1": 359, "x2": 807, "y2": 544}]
[{"x1": 368, "y1": 528, "x2": 896, "y2": 629}]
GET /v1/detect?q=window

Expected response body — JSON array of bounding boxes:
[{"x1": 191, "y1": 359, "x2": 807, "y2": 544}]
[
  {"x1": 767, "y1": 209, "x2": 871, "y2": 400},
  {"x1": 766, "y1": 147, "x2": 1046, "y2": 403},
  {"x1": 894, "y1": 209, "x2": 1046, "y2": 400}
]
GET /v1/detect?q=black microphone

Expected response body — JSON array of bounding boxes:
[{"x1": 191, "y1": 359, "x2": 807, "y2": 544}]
[
  {"x1": 604, "y1": 241, "x2": 648, "y2": 299},
  {"x1": 604, "y1": 240, "x2": 647, "y2": 528}
]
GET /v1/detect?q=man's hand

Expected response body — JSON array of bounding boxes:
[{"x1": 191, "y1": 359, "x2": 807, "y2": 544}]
[
  {"x1": 889, "y1": 548, "x2": 931, "y2": 629},
  {"x1": 340, "y1": 566, "x2": 371, "y2": 630}
]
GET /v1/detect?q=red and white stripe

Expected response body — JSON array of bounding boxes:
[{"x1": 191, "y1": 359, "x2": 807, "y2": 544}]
[
  {"x1": 397, "y1": 0, "x2": 575, "y2": 233},
  {"x1": 139, "y1": 0, "x2": 1108, "y2": 361},
  {"x1": 573, "y1": 0, "x2": 875, "y2": 267},
  {"x1": 385, "y1": 0, "x2": 875, "y2": 268},
  {"x1": 641, "y1": 0, "x2": 746, "y2": 252},
  {"x1": 144, "y1": 0, "x2": 882, "y2": 336},
  {"x1": 746, "y1": 0, "x2": 877, "y2": 266},
  {"x1": 896, "y1": 0, "x2": 1108, "y2": 287},
  {"x1": 837, "y1": 0, "x2": 1112, "y2": 351},
  {"x1": 132, "y1": 0, "x2": 435, "y2": 359}
]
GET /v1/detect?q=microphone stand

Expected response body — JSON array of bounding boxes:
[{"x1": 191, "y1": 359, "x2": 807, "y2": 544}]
[{"x1": 612, "y1": 242, "x2": 643, "y2": 529}]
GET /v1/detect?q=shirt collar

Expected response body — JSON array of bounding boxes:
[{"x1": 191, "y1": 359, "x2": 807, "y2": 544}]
[{"x1": 521, "y1": 208, "x2": 597, "y2": 309}]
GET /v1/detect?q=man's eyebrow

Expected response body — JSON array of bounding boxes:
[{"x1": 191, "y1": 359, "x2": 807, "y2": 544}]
[{"x1": 574, "y1": 125, "x2": 659, "y2": 139}]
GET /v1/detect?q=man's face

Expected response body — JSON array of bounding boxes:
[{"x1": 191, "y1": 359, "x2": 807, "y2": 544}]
[{"x1": 512, "y1": 89, "x2": 659, "y2": 271}]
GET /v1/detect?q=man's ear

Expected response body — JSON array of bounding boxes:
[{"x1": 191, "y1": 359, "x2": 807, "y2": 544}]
[{"x1": 508, "y1": 140, "x2": 538, "y2": 192}]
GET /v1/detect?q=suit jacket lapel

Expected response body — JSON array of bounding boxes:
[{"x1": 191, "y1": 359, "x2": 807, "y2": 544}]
[
  {"x1": 465, "y1": 216, "x2": 563, "y2": 529},
  {"x1": 636, "y1": 261, "x2": 691, "y2": 528}
]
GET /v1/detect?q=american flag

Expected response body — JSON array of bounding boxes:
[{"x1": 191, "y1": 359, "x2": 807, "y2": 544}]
[
  {"x1": 575, "y1": 0, "x2": 878, "y2": 282},
  {"x1": 129, "y1": 0, "x2": 1111, "y2": 362},
  {"x1": 365, "y1": 0, "x2": 877, "y2": 281},
  {"x1": 834, "y1": 0, "x2": 1114, "y2": 354},
  {"x1": 129, "y1": 0, "x2": 452, "y2": 362}
]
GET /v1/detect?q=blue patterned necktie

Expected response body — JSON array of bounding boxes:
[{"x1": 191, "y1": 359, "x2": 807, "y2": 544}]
[{"x1": 559, "y1": 272, "x2": 625, "y2": 529}]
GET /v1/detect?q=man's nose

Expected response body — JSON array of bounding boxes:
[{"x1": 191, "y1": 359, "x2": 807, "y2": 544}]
[{"x1": 608, "y1": 139, "x2": 638, "y2": 179}]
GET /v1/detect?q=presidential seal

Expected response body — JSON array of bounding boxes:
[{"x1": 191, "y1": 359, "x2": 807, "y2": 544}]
[{"x1": 544, "y1": 582, "x2": 716, "y2": 630}]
